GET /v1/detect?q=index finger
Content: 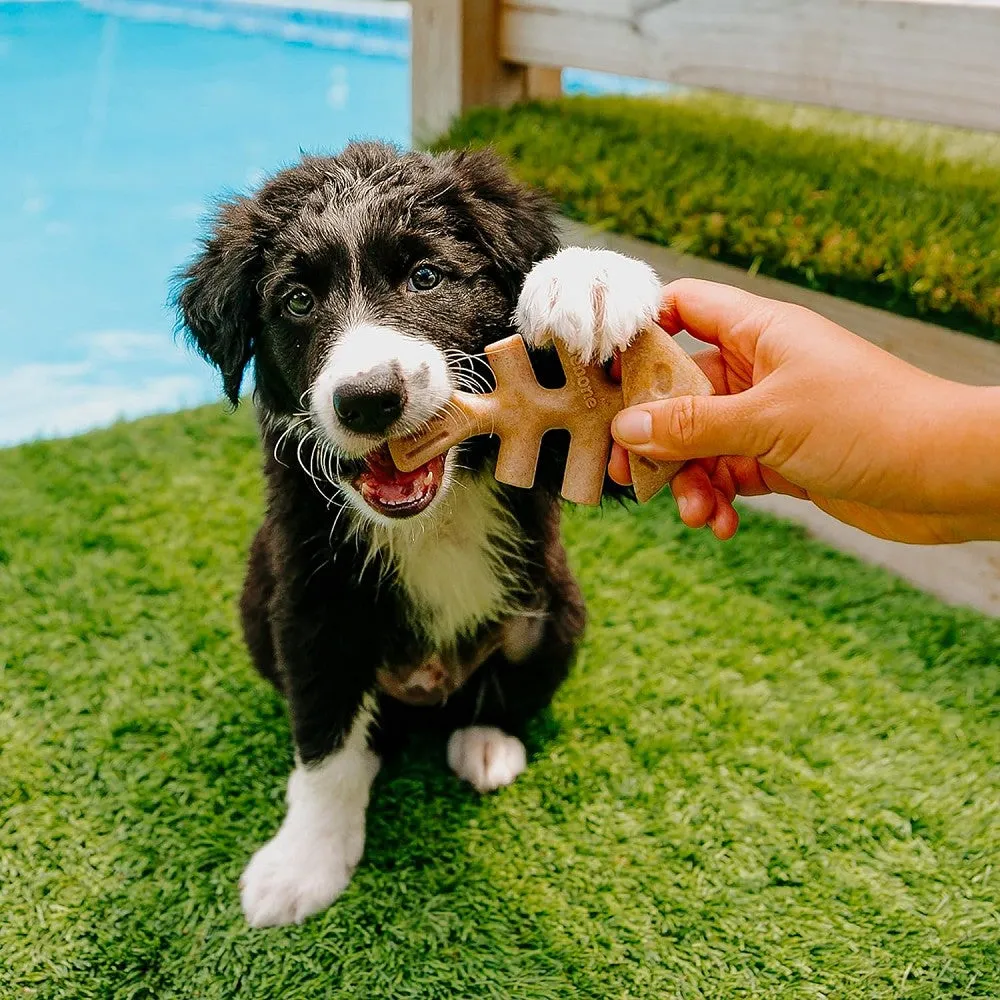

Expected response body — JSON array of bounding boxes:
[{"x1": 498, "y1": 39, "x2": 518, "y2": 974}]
[{"x1": 656, "y1": 277, "x2": 776, "y2": 350}]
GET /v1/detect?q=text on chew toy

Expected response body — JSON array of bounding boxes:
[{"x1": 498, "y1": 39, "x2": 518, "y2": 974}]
[{"x1": 569, "y1": 362, "x2": 598, "y2": 410}]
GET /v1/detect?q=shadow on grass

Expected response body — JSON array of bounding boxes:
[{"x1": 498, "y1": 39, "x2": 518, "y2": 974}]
[
  {"x1": 580, "y1": 495, "x2": 999, "y2": 714},
  {"x1": 71, "y1": 686, "x2": 575, "y2": 997}
]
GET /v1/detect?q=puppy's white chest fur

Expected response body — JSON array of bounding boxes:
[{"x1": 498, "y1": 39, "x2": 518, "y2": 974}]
[{"x1": 372, "y1": 474, "x2": 525, "y2": 645}]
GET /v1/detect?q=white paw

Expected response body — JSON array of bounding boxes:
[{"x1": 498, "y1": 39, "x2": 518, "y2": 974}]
[
  {"x1": 515, "y1": 246, "x2": 661, "y2": 363},
  {"x1": 239, "y1": 720, "x2": 379, "y2": 928},
  {"x1": 239, "y1": 811, "x2": 362, "y2": 928},
  {"x1": 447, "y1": 726, "x2": 527, "y2": 794}
]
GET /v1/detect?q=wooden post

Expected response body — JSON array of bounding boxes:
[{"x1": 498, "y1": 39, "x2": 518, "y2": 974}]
[{"x1": 411, "y1": 0, "x2": 562, "y2": 146}]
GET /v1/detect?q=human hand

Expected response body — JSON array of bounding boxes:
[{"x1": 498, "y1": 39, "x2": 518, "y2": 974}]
[{"x1": 608, "y1": 279, "x2": 1000, "y2": 544}]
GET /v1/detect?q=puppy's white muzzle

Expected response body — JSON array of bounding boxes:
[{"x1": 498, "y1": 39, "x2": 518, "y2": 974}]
[{"x1": 310, "y1": 324, "x2": 452, "y2": 458}]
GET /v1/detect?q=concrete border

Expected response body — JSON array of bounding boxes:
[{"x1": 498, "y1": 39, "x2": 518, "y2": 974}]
[{"x1": 558, "y1": 218, "x2": 1000, "y2": 617}]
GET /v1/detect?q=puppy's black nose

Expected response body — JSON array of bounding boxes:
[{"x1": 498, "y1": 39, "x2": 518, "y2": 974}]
[{"x1": 332, "y1": 364, "x2": 406, "y2": 435}]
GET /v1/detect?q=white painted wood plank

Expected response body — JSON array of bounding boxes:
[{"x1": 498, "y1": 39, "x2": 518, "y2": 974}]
[
  {"x1": 504, "y1": 0, "x2": 635, "y2": 14},
  {"x1": 502, "y1": 0, "x2": 1000, "y2": 132}
]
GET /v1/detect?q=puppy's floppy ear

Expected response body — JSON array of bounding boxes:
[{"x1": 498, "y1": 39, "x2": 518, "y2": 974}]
[
  {"x1": 175, "y1": 198, "x2": 262, "y2": 406},
  {"x1": 447, "y1": 148, "x2": 560, "y2": 292}
]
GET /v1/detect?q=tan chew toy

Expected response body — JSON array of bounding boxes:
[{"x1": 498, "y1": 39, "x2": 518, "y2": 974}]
[
  {"x1": 388, "y1": 325, "x2": 713, "y2": 505},
  {"x1": 620, "y1": 324, "x2": 715, "y2": 503}
]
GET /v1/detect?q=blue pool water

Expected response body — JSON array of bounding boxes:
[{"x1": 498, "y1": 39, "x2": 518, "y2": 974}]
[
  {"x1": 0, "y1": 0, "x2": 409, "y2": 444},
  {"x1": 0, "y1": 0, "x2": 664, "y2": 445}
]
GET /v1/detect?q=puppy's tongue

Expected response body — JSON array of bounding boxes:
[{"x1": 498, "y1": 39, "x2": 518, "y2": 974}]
[
  {"x1": 363, "y1": 447, "x2": 427, "y2": 502},
  {"x1": 354, "y1": 445, "x2": 445, "y2": 516}
]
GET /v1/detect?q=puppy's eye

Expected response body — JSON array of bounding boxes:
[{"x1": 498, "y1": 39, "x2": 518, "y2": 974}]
[
  {"x1": 284, "y1": 289, "x2": 314, "y2": 317},
  {"x1": 408, "y1": 264, "x2": 442, "y2": 292}
]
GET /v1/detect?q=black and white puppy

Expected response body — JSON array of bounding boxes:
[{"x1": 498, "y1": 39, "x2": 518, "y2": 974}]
[{"x1": 177, "y1": 142, "x2": 661, "y2": 927}]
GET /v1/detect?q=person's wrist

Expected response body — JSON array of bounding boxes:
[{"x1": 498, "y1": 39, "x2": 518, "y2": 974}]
[{"x1": 914, "y1": 384, "x2": 1000, "y2": 519}]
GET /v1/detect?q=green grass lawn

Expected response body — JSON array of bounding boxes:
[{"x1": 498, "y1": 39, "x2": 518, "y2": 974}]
[{"x1": 2, "y1": 405, "x2": 998, "y2": 999}]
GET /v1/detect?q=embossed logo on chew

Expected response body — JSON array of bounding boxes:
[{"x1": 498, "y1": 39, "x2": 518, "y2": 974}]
[
  {"x1": 568, "y1": 359, "x2": 599, "y2": 410},
  {"x1": 388, "y1": 324, "x2": 713, "y2": 505}
]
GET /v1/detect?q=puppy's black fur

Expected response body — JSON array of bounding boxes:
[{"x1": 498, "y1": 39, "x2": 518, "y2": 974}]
[{"x1": 177, "y1": 142, "x2": 611, "y2": 767}]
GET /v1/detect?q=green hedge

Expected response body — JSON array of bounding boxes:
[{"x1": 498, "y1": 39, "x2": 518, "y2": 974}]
[{"x1": 436, "y1": 95, "x2": 1000, "y2": 342}]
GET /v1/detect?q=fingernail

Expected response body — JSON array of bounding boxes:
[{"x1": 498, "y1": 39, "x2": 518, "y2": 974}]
[
  {"x1": 613, "y1": 409, "x2": 653, "y2": 445},
  {"x1": 676, "y1": 495, "x2": 690, "y2": 519}
]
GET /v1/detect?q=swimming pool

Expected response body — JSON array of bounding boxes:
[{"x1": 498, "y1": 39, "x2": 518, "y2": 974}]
[
  {"x1": 0, "y1": 0, "x2": 409, "y2": 445},
  {"x1": 0, "y1": 0, "x2": 665, "y2": 446}
]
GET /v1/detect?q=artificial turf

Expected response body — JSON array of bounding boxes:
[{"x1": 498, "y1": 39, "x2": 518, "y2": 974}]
[{"x1": 1, "y1": 404, "x2": 998, "y2": 999}]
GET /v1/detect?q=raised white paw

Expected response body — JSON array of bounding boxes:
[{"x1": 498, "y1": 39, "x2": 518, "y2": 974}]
[
  {"x1": 447, "y1": 726, "x2": 527, "y2": 794},
  {"x1": 239, "y1": 814, "x2": 362, "y2": 928},
  {"x1": 515, "y1": 246, "x2": 661, "y2": 363}
]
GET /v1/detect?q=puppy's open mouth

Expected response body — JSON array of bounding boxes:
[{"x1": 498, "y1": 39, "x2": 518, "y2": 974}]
[{"x1": 352, "y1": 445, "x2": 446, "y2": 519}]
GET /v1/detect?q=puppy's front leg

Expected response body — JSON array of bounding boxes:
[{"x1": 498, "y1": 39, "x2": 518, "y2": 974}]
[
  {"x1": 240, "y1": 693, "x2": 379, "y2": 928},
  {"x1": 239, "y1": 566, "x2": 388, "y2": 928}
]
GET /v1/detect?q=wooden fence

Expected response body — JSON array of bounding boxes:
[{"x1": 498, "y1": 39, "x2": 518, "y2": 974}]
[{"x1": 411, "y1": 0, "x2": 1000, "y2": 143}]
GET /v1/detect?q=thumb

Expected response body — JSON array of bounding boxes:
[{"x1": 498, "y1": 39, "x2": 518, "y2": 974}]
[{"x1": 612, "y1": 390, "x2": 773, "y2": 462}]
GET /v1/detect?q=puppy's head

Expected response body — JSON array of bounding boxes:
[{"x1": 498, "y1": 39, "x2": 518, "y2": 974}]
[{"x1": 176, "y1": 142, "x2": 557, "y2": 524}]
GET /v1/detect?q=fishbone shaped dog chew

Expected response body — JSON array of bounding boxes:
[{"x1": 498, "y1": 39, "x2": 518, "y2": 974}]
[{"x1": 389, "y1": 324, "x2": 713, "y2": 505}]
